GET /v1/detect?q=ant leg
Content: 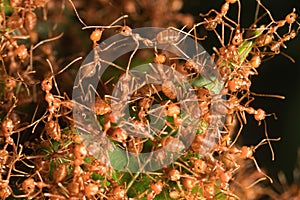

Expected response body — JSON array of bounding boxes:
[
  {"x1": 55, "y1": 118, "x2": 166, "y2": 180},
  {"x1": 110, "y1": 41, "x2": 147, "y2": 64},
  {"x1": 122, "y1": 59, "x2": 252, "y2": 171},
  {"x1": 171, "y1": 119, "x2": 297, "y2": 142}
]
[
  {"x1": 81, "y1": 83, "x2": 100, "y2": 103},
  {"x1": 240, "y1": 109, "x2": 247, "y2": 125},
  {"x1": 229, "y1": 113, "x2": 244, "y2": 147},
  {"x1": 46, "y1": 59, "x2": 60, "y2": 96},
  {"x1": 57, "y1": 182, "x2": 70, "y2": 198},
  {"x1": 30, "y1": 171, "x2": 48, "y2": 199},
  {"x1": 57, "y1": 57, "x2": 83, "y2": 76},
  {"x1": 222, "y1": 15, "x2": 238, "y2": 27},
  {"x1": 46, "y1": 57, "x2": 82, "y2": 96},
  {"x1": 200, "y1": 9, "x2": 219, "y2": 18},
  {"x1": 98, "y1": 57, "x2": 125, "y2": 72},
  {"x1": 213, "y1": 28, "x2": 226, "y2": 47},
  {"x1": 264, "y1": 120, "x2": 274, "y2": 160},
  {"x1": 250, "y1": 157, "x2": 273, "y2": 183},
  {"x1": 32, "y1": 33, "x2": 64, "y2": 50},
  {"x1": 16, "y1": 71, "x2": 31, "y2": 95},
  {"x1": 4, "y1": 96, "x2": 18, "y2": 119},
  {"x1": 188, "y1": 21, "x2": 207, "y2": 37},
  {"x1": 244, "y1": 97, "x2": 256, "y2": 107},
  {"x1": 96, "y1": 37, "x2": 130, "y2": 52},
  {"x1": 11, "y1": 193, "x2": 30, "y2": 198},
  {"x1": 44, "y1": 193, "x2": 67, "y2": 199},
  {"x1": 125, "y1": 36, "x2": 139, "y2": 76},
  {"x1": 254, "y1": 0, "x2": 260, "y2": 21},
  {"x1": 30, "y1": 111, "x2": 48, "y2": 134},
  {"x1": 170, "y1": 43, "x2": 191, "y2": 60},
  {"x1": 11, "y1": 164, "x2": 31, "y2": 177},
  {"x1": 245, "y1": 177, "x2": 267, "y2": 189},
  {"x1": 169, "y1": 26, "x2": 206, "y2": 45},
  {"x1": 280, "y1": 51, "x2": 296, "y2": 63},
  {"x1": 262, "y1": 121, "x2": 280, "y2": 160},
  {"x1": 256, "y1": 0, "x2": 276, "y2": 23}
]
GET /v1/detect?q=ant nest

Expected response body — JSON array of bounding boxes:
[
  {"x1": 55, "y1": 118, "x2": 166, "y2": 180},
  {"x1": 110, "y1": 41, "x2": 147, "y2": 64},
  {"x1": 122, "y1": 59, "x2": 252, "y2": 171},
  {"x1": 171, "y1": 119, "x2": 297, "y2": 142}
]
[{"x1": 0, "y1": 0, "x2": 299, "y2": 199}]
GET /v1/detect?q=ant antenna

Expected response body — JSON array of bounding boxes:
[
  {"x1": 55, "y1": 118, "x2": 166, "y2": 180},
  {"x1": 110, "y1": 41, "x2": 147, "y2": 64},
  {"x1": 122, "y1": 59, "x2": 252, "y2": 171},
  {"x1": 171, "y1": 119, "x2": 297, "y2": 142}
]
[
  {"x1": 250, "y1": 92, "x2": 285, "y2": 99},
  {"x1": 82, "y1": 15, "x2": 128, "y2": 30},
  {"x1": 67, "y1": 0, "x2": 87, "y2": 27},
  {"x1": 45, "y1": 57, "x2": 82, "y2": 96},
  {"x1": 237, "y1": 0, "x2": 241, "y2": 26}
]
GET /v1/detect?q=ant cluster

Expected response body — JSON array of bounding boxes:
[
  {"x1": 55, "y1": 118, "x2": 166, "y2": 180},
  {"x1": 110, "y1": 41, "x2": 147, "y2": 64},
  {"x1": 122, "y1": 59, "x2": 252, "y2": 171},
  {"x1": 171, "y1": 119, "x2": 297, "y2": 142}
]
[{"x1": 0, "y1": 0, "x2": 299, "y2": 199}]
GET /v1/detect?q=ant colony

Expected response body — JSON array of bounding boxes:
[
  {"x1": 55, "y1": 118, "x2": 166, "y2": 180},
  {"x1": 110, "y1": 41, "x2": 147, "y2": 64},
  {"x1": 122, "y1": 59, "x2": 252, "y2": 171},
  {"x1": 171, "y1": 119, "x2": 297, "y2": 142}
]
[{"x1": 0, "y1": 0, "x2": 299, "y2": 199}]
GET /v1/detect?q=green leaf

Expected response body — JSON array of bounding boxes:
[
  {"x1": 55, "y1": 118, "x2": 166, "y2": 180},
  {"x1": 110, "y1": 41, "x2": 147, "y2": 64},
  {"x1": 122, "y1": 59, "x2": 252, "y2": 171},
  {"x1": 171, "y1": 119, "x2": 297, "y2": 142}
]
[
  {"x1": 143, "y1": 139, "x2": 155, "y2": 153},
  {"x1": 61, "y1": 127, "x2": 70, "y2": 134},
  {"x1": 4, "y1": 0, "x2": 13, "y2": 15},
  {"x1": 199, "y1": 120, "x2": 208, "y2": 130},
  {"x1": 192, "y1": 75, "x2": 222, "y2": 94},
  {"x1": 63, "y1": 139, "x2": 73, "y2": 149},
  {"x1": 49, "y1": 160, "x2": 55, "y2": 180},
  {"x1": 238, "y1": 40, "x2": 254, "y2": 63},
  {"x1": 38, "y1": 146, "x2": 52, "y2": 155},
  {"x1": 238, "y1": 27, "x2": 264, "y2": 63},
  {"x1": 92, "y1": 172, "x2": 103, "y2": 181},
  {"x1": 108, "y1": 147, "x2": 142, "y2": 172},
  {"x1": 126, "y1": 174, "x2": 151, "y2": 198},
  {"x1": 52, "y1": 139, "x2": 60, "y2": 152},
  {"x1": 84, "y1": 156, "x2": 93, "y2": 164}
]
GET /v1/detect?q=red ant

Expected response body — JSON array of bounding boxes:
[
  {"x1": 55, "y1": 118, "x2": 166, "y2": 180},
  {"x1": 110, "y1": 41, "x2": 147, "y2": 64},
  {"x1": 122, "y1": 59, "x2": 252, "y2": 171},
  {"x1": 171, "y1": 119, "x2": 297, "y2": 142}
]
[
  {"x1": 222, "y1": 137, "x2": 281, "y2": 183},
  {"x1": 224, "y1": 92, "x2": 283, "y2": 149},
  {"x1": 200, "y1": 0, "x2": 240, "y2": 30},
  {"x1": 36, "y1": 57, "x2": 82, "y2": 140},
  {"x1": 270, "y1": 29, "x2": 297, "y2": 54},
  {"x1": 254, "y1": 8, "x2": 299, "y2": 48}
]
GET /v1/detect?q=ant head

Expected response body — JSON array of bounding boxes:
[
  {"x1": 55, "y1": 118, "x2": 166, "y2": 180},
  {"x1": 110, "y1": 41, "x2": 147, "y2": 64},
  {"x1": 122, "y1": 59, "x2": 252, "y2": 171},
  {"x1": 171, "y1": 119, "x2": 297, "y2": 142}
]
[
  {"x1": 154, "y1": 53, "x2": 166, "y2": 64},
  {"x1": 41, "y1": 77, "x2": 53, "y2": 92},
  {"x1": 5, "y1": 76, "x2": 16, "y2": 88},
  {"x1": 90, "y1": 29, "x2": 102, "y2": 44},
  {"x1": 119, "y1": 26, "x2": 132, "y2": 36},
  {"x1": 285, "y1": 8, "x2": 297, "y2": 24}
]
